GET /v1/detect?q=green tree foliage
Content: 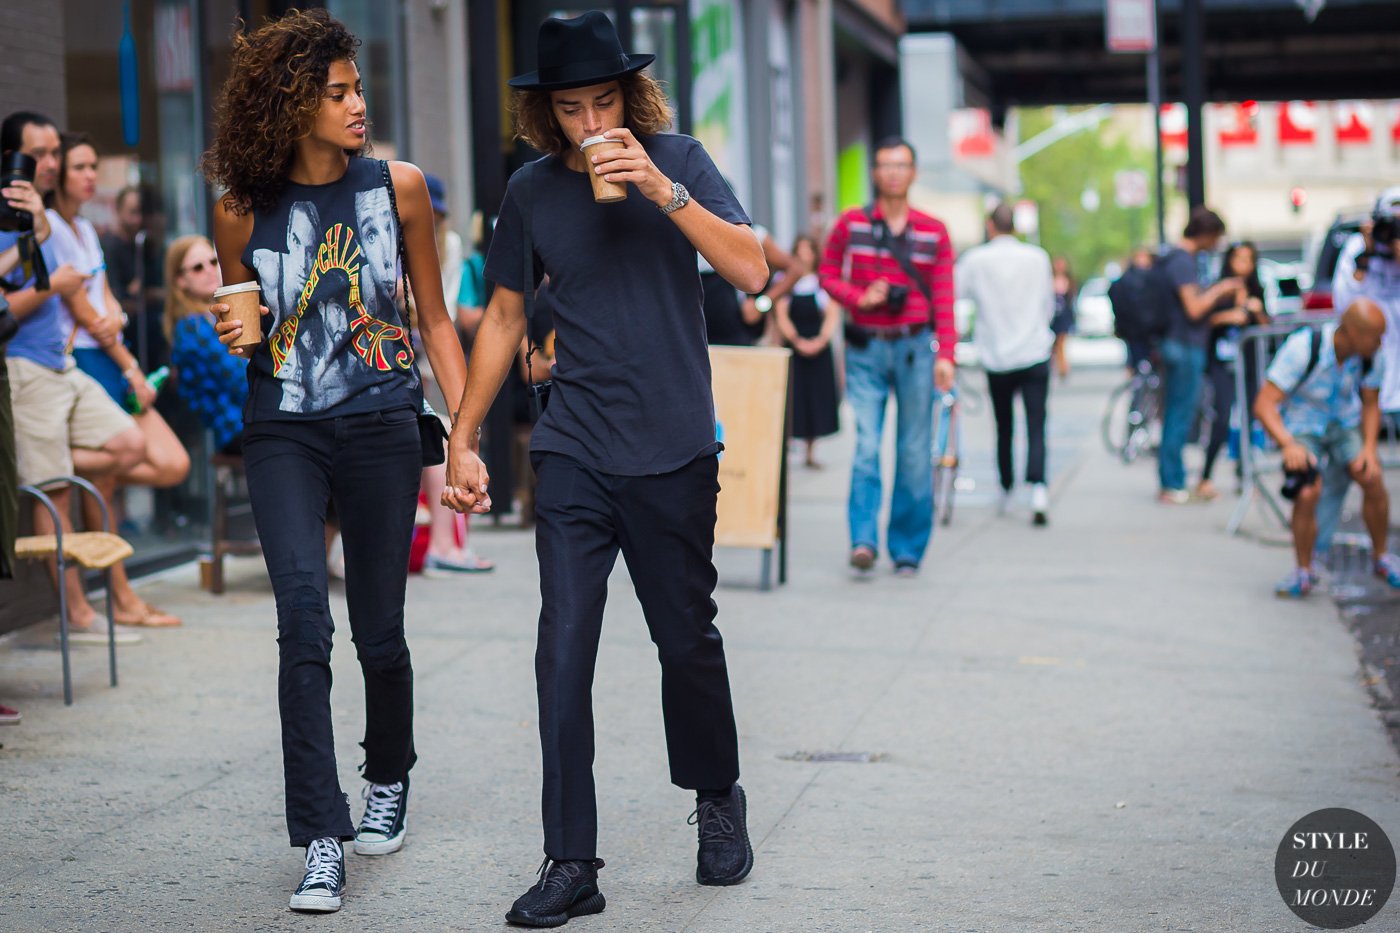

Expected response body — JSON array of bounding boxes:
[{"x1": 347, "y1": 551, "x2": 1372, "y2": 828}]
[{"x1": 1016, "y1": 107, "x2": 1170, "y2": 285}]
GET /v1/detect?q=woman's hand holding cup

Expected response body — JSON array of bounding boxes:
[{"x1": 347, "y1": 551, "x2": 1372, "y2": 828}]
[{"x1": 214, "y1": 301, "x2": 270, "y2": 358}]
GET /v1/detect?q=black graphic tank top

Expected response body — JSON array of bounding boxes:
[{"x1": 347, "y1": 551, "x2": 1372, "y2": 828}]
[{"x1": 242, "y1": 157, "x2": 419, "y2": 421}]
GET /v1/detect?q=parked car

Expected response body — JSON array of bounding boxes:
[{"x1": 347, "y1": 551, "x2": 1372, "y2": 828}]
[
  {"x1": 1258, "y1": 258, "x2": 1308, "y2": 317},
  {"x1": 1301, "y1": 210, "x2": 1369, "y2": 312},
  {"x1": 1075, "y1": 276, "x2": 1114, "y2": 337}
]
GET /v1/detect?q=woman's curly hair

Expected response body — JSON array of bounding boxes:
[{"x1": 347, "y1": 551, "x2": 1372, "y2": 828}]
[
  {"x1": 200, "y1": 9, "x2": 362, "y2": 215},
  {"x1": 513, "y1": 71, "x2": 674, "y2": 158}
]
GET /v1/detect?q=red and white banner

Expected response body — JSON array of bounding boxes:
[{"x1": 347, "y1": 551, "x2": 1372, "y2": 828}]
[
  {"x1": 951, "y1": 109, "x2": 996, "y2": 160},
  {"x1": 1279, "y1": 101, "x2": 1317, "y2": 146},
  {"x1": 1161, "y1": 104, "x2": 1188, "y2": 151},
  {"x1": 1216, "y1": 102, "x2": 1258, "y2": 148},
  {"x1": 1334, "y1": 101, "x2": 1373, "y2": 145}
]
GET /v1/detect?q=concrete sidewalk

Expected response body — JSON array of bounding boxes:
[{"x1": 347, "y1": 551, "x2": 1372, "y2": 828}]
[{"x1": 2, "y1": 365, "x2": 1398, "y2": 932}]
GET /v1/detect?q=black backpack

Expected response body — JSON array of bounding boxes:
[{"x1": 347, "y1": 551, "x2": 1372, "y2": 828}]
[{"x1": 1108, "y1": 261, "x2": 1174, "y2": 343}]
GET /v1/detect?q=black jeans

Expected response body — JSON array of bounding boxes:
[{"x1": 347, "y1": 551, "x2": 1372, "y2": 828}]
[
  {"x1": 243, "y1": 408, "x2": 421, "y2": 846},
  {"x1": 1202, "y1": 360, "x2": 1235, "y2": 481},
  {"x1": 533, "y1": 452, "x2": 740, "y2": 860},
  {"x1": 986, "y1": 360, "x2": 1050, "y2": 491}
]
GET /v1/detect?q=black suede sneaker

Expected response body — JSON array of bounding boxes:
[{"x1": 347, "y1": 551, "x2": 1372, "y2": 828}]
[
  {"x1": 505, "y1": 858, "x2": 606, "y2": 928},
  {"x1": 690, "y1": 784, "x2": 753, "y2": 886},
  {"x1": 288, "y1": 837, "x2": 346, "y2": 913}
]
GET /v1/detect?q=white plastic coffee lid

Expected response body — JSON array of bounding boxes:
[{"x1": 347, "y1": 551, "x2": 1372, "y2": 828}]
[
  {"x1": 580, "y1": 135, "x2": 614, "y2": 149},
  {"x1": 213, "y1": 282, "x2": 261, "y2": 297}
]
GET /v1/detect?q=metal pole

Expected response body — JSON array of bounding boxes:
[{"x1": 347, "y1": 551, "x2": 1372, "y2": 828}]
[
  {"x1": 1181, "y1": 0, "x2": 1206, "y2": 208},
  {"x1": 1146, "y1": 1, "x2": 1166, "y2": 246}
]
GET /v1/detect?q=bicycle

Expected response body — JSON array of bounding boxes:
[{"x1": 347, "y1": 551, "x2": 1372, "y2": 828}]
[
  {"x1": 1101, "y1": 359, "x2": 1162, "y2": 464},
  {"x1": 932, "y1": 387, "x2": 962, "y2": 527}
]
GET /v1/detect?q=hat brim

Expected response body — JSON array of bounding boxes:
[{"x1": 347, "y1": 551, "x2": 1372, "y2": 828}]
[{"x1": 508, "y1": 53, "x2": 655, "y2": 92}]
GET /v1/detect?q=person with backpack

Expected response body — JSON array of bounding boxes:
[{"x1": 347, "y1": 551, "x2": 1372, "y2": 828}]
[
  {"x1": 1254, "y1": 299, "x2": 1397, "y2": 597},
  {"x1": 1155, "y1": 207, "x2": 1245, "y2": 504},
  {"x1": 819, "y1": 137, "x2": 957, "y2": 577},
  {"x1": 1109, "y1": 246, "x2": 1162, "y2": 373}
]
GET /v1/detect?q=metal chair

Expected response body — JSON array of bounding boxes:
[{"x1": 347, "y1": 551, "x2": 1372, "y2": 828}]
[{"x1": 14, "y1": 476, "x2": 131, "y2": 705}]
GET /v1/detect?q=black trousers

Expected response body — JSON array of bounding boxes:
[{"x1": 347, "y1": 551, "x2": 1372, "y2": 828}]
[
  {"x1": 1201, "y1": 360, "x2": 1235, "y2": 481},
  {"x1": 986, "y1": 360, "x2": 1050, "y2": 491},
  {"x1": 243, "y1": 408, "x2": 421, "y2": 846},
  {"x1": 533, "y1": 452, "x2": 740, "y2": 860}
]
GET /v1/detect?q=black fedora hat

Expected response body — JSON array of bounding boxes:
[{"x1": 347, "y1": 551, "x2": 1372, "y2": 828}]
[{"x1": 508, "y1": 10, "x2": 655, "y2": 92}]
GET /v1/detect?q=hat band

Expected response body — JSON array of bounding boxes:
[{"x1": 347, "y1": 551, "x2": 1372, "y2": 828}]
[{"x1": 536, "y1": 53, "x2": 633, "y2": 86}]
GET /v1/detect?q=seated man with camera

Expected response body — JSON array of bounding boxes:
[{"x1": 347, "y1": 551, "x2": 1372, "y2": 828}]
[{"x1": 1254, "y1": 300, "x2": 1396, "y2": 598}]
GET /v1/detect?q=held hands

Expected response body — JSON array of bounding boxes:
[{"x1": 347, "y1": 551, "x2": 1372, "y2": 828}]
[
  {"x1": 213, "y1": 302, "x2": 271, "y2": 358},
  {"x1": 592, "y1": 128, "x2": 673, "y2": 207},
  {"x1": 441, "y1": 435, "x2": 492, "y2": 515},
  {"x1": 1282, "y1": 441, "x2": 1317, "y2": 474},
  {"x1": 86, "y1": 313, "x2": 123, "y2": 348}
]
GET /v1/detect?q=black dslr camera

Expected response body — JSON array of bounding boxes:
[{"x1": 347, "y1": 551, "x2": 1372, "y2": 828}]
[
  {"x1": 0, "y1": 152, "x2": 36, "y2": 233},
  {"x1": 1371, "y1": 207, "x2": 1399, "y2": 259},
  {"x1": 886, "y1": 283, "x2": 910, "y2": 315},
  {"x1": 1280, "y1": 464, "x2": 1320, "y2": 501}
]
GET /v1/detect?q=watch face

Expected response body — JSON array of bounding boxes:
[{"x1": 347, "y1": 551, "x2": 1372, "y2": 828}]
[{"x1": 755, "y1": 295, "x2": 773, "y2": 314}]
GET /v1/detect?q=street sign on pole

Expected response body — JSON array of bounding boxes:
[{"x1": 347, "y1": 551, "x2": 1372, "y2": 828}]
[
  {"x1": 1106, "y1": 0, "x2": 1156, "y2": 53},
  {"x1": 1115, "y1": 169, "x2": 1150, "y2": 208}
]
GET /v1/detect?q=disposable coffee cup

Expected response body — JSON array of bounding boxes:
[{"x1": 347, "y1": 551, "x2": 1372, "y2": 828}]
[
  {"x1": 213, "y1": 282, "x2": 263, "y2": 348},
  {"x1": 580, "y1": 135, "x2": 628, "y2": 204}
]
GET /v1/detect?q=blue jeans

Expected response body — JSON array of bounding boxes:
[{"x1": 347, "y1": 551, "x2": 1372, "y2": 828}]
[
  {"x1": 1158, "y1": 338, "x2": 1206, "y2": 492},
  {"x1": 846, "y1": 334, "x2": 935, "y2": 565}
]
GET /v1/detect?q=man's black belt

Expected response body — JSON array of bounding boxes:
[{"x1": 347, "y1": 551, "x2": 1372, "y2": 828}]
[{"x1": 861, "y1": 323, "x2": 930, "y2": 341}]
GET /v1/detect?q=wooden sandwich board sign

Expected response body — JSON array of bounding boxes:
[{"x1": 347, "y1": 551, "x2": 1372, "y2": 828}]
[{"x1": 709, "y1": 345, "x2": 792, "y2": 590}]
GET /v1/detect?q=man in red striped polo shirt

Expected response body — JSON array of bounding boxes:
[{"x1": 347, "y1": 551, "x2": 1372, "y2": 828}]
[{"x1": 819, "y1": 137, "x2": 956, "y2": 577}]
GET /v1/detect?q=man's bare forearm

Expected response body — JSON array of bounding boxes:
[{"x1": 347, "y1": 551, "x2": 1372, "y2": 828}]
[{"x1": 451, "y1": 289, "x2": 528, "y2": 443}]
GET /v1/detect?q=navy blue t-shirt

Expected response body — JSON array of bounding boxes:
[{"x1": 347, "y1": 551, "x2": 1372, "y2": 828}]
[
  {"x1": 241, "y1": 157, "x2": 419, "y2": 421},
  {"x1": 485, "y1": 134, "x2": 750, "y2": 475}
]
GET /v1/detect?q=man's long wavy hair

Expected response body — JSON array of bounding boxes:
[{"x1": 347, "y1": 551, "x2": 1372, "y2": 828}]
[
  {"x1": 200, "y1": 9, "x2": 364, "y2": 216},
  {"x1": 512, "y1": 71, "x2": 674, "y2": 158}
]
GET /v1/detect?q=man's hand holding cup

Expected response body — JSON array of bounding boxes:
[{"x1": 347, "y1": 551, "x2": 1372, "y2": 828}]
[{"x1": 586, "y1": 128, "x2": 672, "y2": 207}]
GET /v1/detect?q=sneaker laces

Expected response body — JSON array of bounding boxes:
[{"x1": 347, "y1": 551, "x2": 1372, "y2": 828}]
[
  {"x1": 359, "y1": 781, "x2": 404, "y2": 835},
  {"x1": 533, "y1": 858, "x2": 602, "y2": 895},
  {"x1": 688, "y1": 798, "x2": 737, "y2": 844},
  {"x1": 301, "y1": 838, "x2": 342, "y2": 890}
]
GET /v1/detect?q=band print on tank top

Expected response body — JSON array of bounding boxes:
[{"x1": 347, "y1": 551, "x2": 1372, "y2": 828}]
[{"x1": 244, "y1": 160, "x2": 419, "y2": 419}]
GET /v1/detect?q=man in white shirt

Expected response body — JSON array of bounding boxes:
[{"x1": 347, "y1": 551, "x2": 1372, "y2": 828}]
[{"x1": 956, "y1": 203, "x2": 1055, "y2": 524}]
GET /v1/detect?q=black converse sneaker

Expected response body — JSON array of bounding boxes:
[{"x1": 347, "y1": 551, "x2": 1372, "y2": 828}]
[
  {"x1": 691, "y1": 784, "x2": 754, "y2": 886},
  {"x1": 354, "y1": 777, "x2": 409, "y2": 855},
  {"x1": 505, "y1": 858, "x2": 607, "y2": 928},
  {"x1": 289, "y1": 837, "x2": 346, "y2": 913}
]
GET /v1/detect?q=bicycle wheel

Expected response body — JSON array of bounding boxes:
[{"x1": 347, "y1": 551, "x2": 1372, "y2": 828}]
[{"x1": 1101, "y1": 381, "x2": 1136, "y2": 460}]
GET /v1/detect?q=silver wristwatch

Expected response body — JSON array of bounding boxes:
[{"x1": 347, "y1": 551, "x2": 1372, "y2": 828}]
[{"x1": 659, "y1": 181, "x2": 690, "y2": 215}]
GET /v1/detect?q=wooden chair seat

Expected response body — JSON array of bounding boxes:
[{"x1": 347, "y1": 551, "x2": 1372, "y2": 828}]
[{"x1": 15, "y1": 531, "x2": 134, "y2": 569}]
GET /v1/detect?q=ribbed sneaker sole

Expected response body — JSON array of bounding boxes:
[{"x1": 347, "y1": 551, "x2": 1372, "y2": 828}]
[
  {"x1": 505, "y1": 890, "x2": 606, "y2": 928},
  {"x1": 353, "y1": 829, "x2": 405, "y2": 856},
  {"x1": 289, "y1": 891, "x2": 343, "y2": 913}
]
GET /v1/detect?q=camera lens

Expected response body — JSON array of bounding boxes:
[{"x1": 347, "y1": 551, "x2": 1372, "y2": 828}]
[{"x1": 0, "y1": 151, "x2": 37, "y2": 234}]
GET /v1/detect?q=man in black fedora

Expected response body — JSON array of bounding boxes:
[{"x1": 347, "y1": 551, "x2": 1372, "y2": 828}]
[{"x1": 441, "y1": 10, "x2": 768, "y2": 928}]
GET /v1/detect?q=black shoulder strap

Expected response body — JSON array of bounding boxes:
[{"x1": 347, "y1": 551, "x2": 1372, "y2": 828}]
[
  {"x1": 1290, "y1": 326, "x2": 1322, "y2": 398},
  {"x1": 865, "y1": 203, "x2": 934, "y2": 308}
]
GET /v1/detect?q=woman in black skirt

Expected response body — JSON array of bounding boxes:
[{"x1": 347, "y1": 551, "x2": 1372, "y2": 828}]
[{"x1": 775, "y1": 235, "x2": 840, "y2": 467}]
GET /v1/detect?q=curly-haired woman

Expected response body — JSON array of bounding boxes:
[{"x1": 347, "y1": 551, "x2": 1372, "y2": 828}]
[{"x1": 201, "y1": 9, "x2": 466, "y2": 913}]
